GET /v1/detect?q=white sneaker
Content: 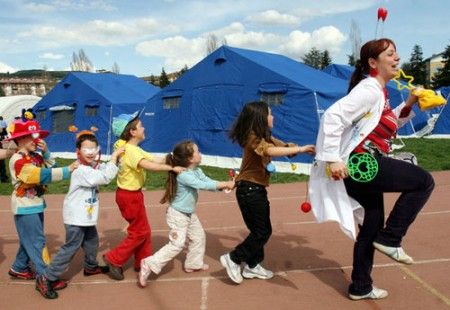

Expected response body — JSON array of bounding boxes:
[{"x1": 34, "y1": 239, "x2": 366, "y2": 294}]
[
  {"x1": 349, "y1": 286, "x2": 388, "y2": 300},
  {"x1": 373, "y1": 242, "x2": 414, "y2": 264},
  {"x1": 138, "y1": 259, "x2": 151, "y2": 288},
  {"x1": 242, "y1": 264, "x2": 274, "y2": 280},
  {"x1": 220, "y1": 253, "x2": 243, "y2": 284}
]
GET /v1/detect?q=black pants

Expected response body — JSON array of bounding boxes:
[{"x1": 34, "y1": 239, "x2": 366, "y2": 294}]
[
  {"x1": 230, "y1": 181, "x2": 272, "y2": 268},
  {"x1": 344, "y1": 155, "x2": 435, "y2": 295}
]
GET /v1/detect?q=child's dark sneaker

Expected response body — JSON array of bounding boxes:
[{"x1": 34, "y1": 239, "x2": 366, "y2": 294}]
[
  {"x1": 35, "y1": 275, "x2": 58, "y2": 299},
  {"x1": 84, "y1": 265, "x2": 110, "y2": 276},
  {"x1": 8, "y1": 268, "x2": 36, "y2": 280},
  {"x1": 50, "y1": 279, "x2": 68, "y2": 290},
  {"x1": 103, "y1": 255, "x2": 124, "y2": 280}
]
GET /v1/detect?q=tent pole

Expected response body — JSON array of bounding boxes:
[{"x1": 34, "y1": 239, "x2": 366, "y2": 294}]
[{"x1": 107, "y1": 105, "x2": 113, "y2": 155}]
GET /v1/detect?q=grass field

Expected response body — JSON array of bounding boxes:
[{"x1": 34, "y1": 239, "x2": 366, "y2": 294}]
[{"x1": 0, "y1": 137, "x2": 449, "y2": 195}]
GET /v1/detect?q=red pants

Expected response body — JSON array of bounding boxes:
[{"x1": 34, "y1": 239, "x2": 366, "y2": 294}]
[{"x1": 105, "y1": 188, "x2": 152, "y2": 269}]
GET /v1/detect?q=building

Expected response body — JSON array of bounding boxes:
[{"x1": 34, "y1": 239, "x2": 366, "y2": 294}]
[
  {"x1": 424, "y1": 52, "x2": 444, "y2": 85},
  {"x1": 0, "y1": 77, "x2": 47, "y2": 97}
]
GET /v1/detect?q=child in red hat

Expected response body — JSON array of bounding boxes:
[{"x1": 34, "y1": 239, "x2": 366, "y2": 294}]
[{"x1": 6, "y1": 110, "x2": 78, "y2": 299}]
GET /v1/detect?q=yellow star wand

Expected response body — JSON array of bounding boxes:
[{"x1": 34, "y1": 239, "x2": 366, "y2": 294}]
[{"x1": 393, "y1": 69, "x2": 447, "y2": 111}]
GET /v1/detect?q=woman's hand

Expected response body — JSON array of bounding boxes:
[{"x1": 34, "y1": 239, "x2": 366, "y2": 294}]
[
  {"x1": 405, "y1": 88, "x2": 419, "y2": 107},
  {"x1": 328, "y1": 161, "x2": 348, "y2": 180}
]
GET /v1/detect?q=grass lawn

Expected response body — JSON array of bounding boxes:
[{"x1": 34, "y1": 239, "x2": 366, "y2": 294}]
[{"x1": 0, "y1": 137, "x2": 449, "y2": 196}]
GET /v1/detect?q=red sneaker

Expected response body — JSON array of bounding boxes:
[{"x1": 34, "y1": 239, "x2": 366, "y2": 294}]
[
  {"x1": 50, "y1": 279, "x2": 68, "y2": 290},
  {"x1": 8, "y1": 268, "x2": 36, "y2": 280},
  {"x1": 35, "y1": 275, "x2": 58, "y2": 299}
]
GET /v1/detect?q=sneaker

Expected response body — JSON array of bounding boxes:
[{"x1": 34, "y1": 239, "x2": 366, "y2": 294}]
[
  {"x1": 102, "y1": 255, "x2": 124, "y2": 280},
  {"x1": 373, "y1": 242, "x2": 414, "y2": 264},
  {"x1": 35, "y1": 275, "x2": 58, "y2": 299},
  {"x1": 184, "y1": 264, "x2": 209, "y2": 273},
  {"x1": 138, "y1": 259, "x2": 151, "y2": 288},
  {"x1": 8, "y1": 268, "x2": 36, "y2": 280},
  {"x1": 242, "y1": 264, "x2": 274, "y2": 280},
  {"x1": 50, "y1": 279, "x2": 68, "y2": 290},
  {"x1": 84, "y1": 265, "x2": 110, "y2": 276},
  {"x1": 349, "y1": 286, "x2": 388, "y2": 300},
  {"x1": 220, "y1": 254, "x2": 243, "y2": 284}
]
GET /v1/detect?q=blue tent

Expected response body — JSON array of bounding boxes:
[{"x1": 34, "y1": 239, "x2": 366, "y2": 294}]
[
  {"x1": 429, "y1": 87, "x2": 450, "y2": 136},
  {"x1": 33, "y1": 72, "x2": 159, "y2": 154},
  {"x1": 322, "y1": 64, "x2": 430, "y2": 136},
  {"x1": 142, "y1": 46, "x2": 349, "y2": 170}
]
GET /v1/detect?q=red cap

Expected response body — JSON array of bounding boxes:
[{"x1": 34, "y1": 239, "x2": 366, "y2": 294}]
[{"x1": 4, "y1": 120, "x2": 49, "y2": 141}]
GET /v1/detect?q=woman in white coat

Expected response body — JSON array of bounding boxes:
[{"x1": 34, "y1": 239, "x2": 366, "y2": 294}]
[{"x1": 309, "y1": 38, "x2": 434, "y2": 300}]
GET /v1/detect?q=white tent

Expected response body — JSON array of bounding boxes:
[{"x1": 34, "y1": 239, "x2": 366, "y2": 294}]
[{"x1": 0, "y1": 95, "x2": 41, "y2": 124}]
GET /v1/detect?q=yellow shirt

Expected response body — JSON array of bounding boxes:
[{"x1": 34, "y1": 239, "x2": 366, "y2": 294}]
[{"x1": 115, "y1": 140, "x2": 153, "y2": 191}]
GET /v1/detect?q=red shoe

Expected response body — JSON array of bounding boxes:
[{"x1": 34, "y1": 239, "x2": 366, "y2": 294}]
[
  {"x1": 50, "y1": 279, "x2": 68, "y2": 290},
  {"x1": 35, "y1": 275, "x2": 58, "y2": 299},
  {"x1": 8, "y1": 268, "x2": 36, "y2": 280}
]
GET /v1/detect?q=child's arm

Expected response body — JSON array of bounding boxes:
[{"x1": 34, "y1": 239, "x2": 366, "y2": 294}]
[
  {"x1": 256, "y1": 136, "x2": 315, "y2": 157},
  {"x1": 74, "y1": 147, "x2": 124, "y2": 187},
  {"x1": 0, "y1": 148, "x2": 14, "y2": 160},
  {"x1": 14, "y1": 159, "x2": 78, "y2": 185},
  {"x1": 265, "y1": 145, "x2": 315, "y2": 157},
  {"x1": 138, "y1": 159, "x2": 185, "y2": 173},
  {"x1": 178, "y1": 170, "x2": 235, "y2": 191}
]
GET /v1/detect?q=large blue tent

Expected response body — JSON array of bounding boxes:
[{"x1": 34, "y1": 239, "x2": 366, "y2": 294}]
[
  {"x1": 33, "y1": 72, "x2": 159, "y2": 154},
  {"x1": 142, "y1": 46, "x2": 349, "y2": 172},
  {"x1": 322, "y1": 64, "x2": 431, "y2": 136}
]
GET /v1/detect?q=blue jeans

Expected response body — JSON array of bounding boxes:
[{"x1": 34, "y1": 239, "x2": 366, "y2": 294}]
[
  {"x1": 344, "y1": 155, "x2": 435, "y2": 295},
  {"x1": 46, "y1": 225, "x2": 99, "y2": 281},
  {"x1": 12, "y1": 213, "x2": 47, "y2": 276}
]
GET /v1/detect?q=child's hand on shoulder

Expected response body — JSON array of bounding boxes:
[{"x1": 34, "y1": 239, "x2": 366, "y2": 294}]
[
  {"x1": 298, "y1": 145, "x2": 316, "y2": 155},
  {"x1": 111, "y1": 147, "x2": 125, "y2": 163},
  {"x1": 69, "y1": 161, "x2": 79, "y2": 172},
  {"x1": 224, "y1": 180, "x2": 236, "y2": 190},
  {"x1": 172, "y1": 166, "x2": 186, "y2": 174}
]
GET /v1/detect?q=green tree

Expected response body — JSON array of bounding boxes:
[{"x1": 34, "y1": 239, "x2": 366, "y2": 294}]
[
  {"x1": 320, "y1": 50, "x2": 332, "y2": 69},
  {"x1": 159, "y1": 68, "x2": 170, "y2": 88},
  {"x1": 302, "y1": 47, "x2": 322, "y2": 69},
  {"x1": 432, "y1": 45, "x2": 450, "y2": 89},
  {"x1": 407, "y1": 44, "x2": 426, "y2": 86},
  {"x1": 148, "y1": 74, "x2": 158, "y2": 86},
  {"x1": 348, "y1": 54, "x2": 356, "y2": 66}
]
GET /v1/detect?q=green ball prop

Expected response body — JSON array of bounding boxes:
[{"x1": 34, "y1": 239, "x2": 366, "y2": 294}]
[{"x1": 347, "y1": 153, "x2": 378, "y2": 182}]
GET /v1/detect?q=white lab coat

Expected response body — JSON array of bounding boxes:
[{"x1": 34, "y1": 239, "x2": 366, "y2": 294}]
[{"x1": 309, "y1": 77, "x2": 414, "y2": 240}]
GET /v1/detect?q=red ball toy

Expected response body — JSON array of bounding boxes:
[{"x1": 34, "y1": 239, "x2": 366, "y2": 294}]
[{"x1": 300, "y1": 201, "x2": 311, "y2": 213}]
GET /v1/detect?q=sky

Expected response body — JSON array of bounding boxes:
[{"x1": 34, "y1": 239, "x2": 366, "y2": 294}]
[{"x1": 0, "y1": 0, "x2": 449, "y2": 77}]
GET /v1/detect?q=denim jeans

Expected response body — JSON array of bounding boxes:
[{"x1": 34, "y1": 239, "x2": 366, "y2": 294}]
[
  {"x1": 12, "y1": 213, "x2": 47, "y2": 276},
  {"x1": 46, "y1": 224, "x2": 99, "y2": 281},
  {"x1": 230, "y1": 181, "x2": 272, "y2": 268},
  {"x1": 344, "y1": 154, "x2": 435, "y2": 295}
]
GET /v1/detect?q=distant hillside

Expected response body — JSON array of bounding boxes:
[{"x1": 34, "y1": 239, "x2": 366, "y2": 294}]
[{"x1": 0, "y1": 70, "x2": 69, "y2": 79}]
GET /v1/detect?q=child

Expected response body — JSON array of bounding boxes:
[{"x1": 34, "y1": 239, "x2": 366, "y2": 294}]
[
  {"x1": 42, "y1": 131, "x2": 124, "y2": 299},
  {"x1": 5, "y1": 114, "x2": 78, "y2": 299},
  {"x1": 103, "y1": 111, "x2": 185, "y2": 280},
  {"x1": 138, "y1": 140, "x2": 235, "y2": 287},
  {"x1": 220, "y1": 101, "x2": 315, "y2": 284}
]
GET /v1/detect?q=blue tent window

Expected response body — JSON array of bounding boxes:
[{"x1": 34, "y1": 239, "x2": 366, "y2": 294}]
[
  {"x1": 52, "y1": 110, "x2": 75, "y2": 133},
  {"x1": 261, "y1": 92, "x2": 285, "y2": 106},
  {"x1": 85, "y1": 106, "x2": 97, "y2": 117},
  {"x1": 163, "y1": 97, "x2": 181, "y2": 109},
  {"x1": 36, "y1": 110, "x2": 46, "y2": 121}
]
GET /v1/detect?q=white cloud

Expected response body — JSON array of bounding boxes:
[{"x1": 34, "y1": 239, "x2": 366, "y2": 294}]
[
  {"x1": 46, "y1": 0, "x2": 116, "y2": 11},
  {"x1": 247, "y1": 10, "x2": 300, "y2": 26},
  {"x1": 135, "y1": 23, "x2": 346, "y2": 72},
  {"x1": 24, "y1": 2, "x2": 56, "y2": 13},
  {"x1": 18, "y1": 18, "x2": 179, "y2": 48},
  {"x1": 0, "y1": 62, "x2": 17, "y2": 73},
  {"x1": 39, "y1": 52, "x2": 65, "y2": 60}
]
